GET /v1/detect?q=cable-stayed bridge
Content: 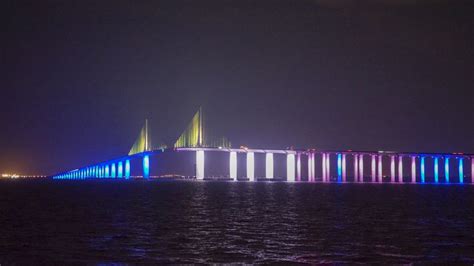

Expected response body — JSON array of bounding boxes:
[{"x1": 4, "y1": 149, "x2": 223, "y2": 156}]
[{"x1": 52, "y1": 108, "x2": 474, "y2": 184}]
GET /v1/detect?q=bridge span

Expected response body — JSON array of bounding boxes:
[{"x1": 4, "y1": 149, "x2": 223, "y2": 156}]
[
  {"x1": 52, "y1": 108, "x2": 473, "y2": 184},
  {"x1": 52, "y1": 147, "x2": 474, "y2": 184}
]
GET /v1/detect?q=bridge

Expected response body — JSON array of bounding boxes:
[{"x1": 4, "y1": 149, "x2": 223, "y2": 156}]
[{"x1": 52, "y1": 108, "x2": 474, "y2": 184}]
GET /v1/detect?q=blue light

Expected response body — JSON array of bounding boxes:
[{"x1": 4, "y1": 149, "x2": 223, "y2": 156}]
[
  {"x1": 458, "y1": 158, "x2": 464, "y2": 184},
  {"x1": 118, "y1": 161, "x2": 123, "y2": 178},
  {"x1": 434, "y1": 157, "x2": 439, "y2": 183},
  {"x1": 445, "y1": 157, "x2": 450, "y2": 183},
  {"x1": 125, "y1": 159, "x2": 131, "y2": 179},
  {"x1": 111, "y1": 163, "x2": 116, "y2": 178},
  {"x1": 337, "y1": 153, "x2": 342, "y2": 182},
  {"x1": 143, "y1": 155, "x2": 150, "y2": 179},
  {"x1": 420, "y1": 157, "x2": 425, "y2": 183},
  {"x1": 105, "y1": 165, "x2": 110, "y2": 178}
]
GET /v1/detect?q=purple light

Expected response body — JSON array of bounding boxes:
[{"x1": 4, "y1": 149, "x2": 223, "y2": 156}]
[
  {"x1": 371, "y1": 155, "x2": 376, "y2": 182},
  {"x1": 378, "y1": 155, "x2": 383, "y2": 182},
  {"x1": 390, "y1": 156, "x2": 395, "y2": 183},
  {"x1": 411, "y1": 156, "x2": 416, "y2": 183},
  {"x1": 326, "y1": 153, "x2": 330, "y2": 182},
  {"x1": 398, "y1": 156, "x2": 403, "y2": 183},
  {"x1": 297, "y1": 153, "x2": 301, "y2": 181},
  {"x1": 354, "y1": 154, "x2": 359, "y2": 182},
  {"x1": 342, "y1": 154, "x2": 347, "y2": 182}
]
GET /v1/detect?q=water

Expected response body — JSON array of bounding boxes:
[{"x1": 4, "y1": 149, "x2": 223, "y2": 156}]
[{"x1": 0, "y1": 179, "x2": 473, "y2": 264}]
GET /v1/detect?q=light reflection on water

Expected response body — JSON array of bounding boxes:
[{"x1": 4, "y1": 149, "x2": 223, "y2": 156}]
[{"x1": 0, "y1": 180, "x2": 473, "y2": 264}]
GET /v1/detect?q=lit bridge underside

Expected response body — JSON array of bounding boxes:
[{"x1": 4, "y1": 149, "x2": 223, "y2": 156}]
[
  {"x1": 52, "y1": 147, "x2": 474, "y2": 185},
  {"x1": 52, "y1": 108, "x2": 474, "y2": 184}
]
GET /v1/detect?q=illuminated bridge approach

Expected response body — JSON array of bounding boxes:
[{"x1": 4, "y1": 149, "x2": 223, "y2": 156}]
[{"x1": 53, "y1": 108, "x2": 474, "y2": 184}]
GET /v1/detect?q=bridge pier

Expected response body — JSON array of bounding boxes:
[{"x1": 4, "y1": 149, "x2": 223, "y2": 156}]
[
  {"x1": 118, "y1": 161, "x2": 123, "y2": 178},
  {"x1": 296, "y1": 153, "x2": 301, "y2": 181},
  {"x1": 378, "y1": 155, "x2": 383, "y2": 182},
  {"x1": 420, "y1": 156, "x2": 425, "y2": 183},
  {"x1": 354, "y1": 154, "x2": 358, "y2": 182},
  {"x1": 445, "y1": 157, "x2": 449, "y2": 183},
  {"x1": 230, "y1": 151, "x2": 237, "y2": 180},
  {"x1": 342, "y1": 154, "x2": 347, "y2": 182},
  {"x1": 309, "y1": 153, "x2": 314, "y2": 182},
  {"x1": 337, "y1": 154, "x2": 342, "y2": 182},
  {"x1": 321, "y1": 153, "x2": 327, "y2": 182},
  {"x1": 266, "y1": 153, "x2": 274, "y2": 179},
  {"x1": 434, "y1": 157, "x2": 439, "y2": 183},
  {"x1": 458, "y1": 158, "x2": 464, "y2": 184},
  {"x1": 143, "y1": 155, "x2": 150, "y2": 179},
  {"x1": 326, "y1": 153, "x2": 330, "y2": 182},
  {"x1": 111, "y1": 163, "x2": 116, "y2": 178},
  {"x1": 125, "y1": 159, "x2": 130, "y2": 179},
  {"x1": 196, "y1": 150, "x2": 205, "y2": 180},
  {"x1": 359, "y1": 154, "x2": 364, "y2": 182},
  {"x1": 398, "y1": 156, "x2": 403, "y2": 183},
  {"x1": 247, "y1": 152, "x2": 255, "y2": 181},
  {"x1": 471, "y1": 157, "x2": 474, "y2": 184},
  {"x1": 287, "y1": 153, "x2": 295, "y2": 182},
  {"x1": 391, "y1": 156, "x2": 396, "y2": 183},
  {"x1": 411, "y1": 156, "x2": 416, "y2": 183},
  {"x1": 371, "y1": 155, "x2": 376, "y2": 182}
]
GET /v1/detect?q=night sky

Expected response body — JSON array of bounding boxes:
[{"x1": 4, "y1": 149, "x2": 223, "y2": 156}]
[{"x1": 2, "y1": 0, "x2": 473, "y2": 175}]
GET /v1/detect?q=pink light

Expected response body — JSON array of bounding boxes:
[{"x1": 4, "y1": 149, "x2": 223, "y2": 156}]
[
  {"x1": 371, "y1": 155, "x2": 376, "y2": 182},
  {"x1": 472, "y1": 157, "x2": 474, "y2": 184},
  {"x1": 359, "y1": 154, "x2": 364, "y2": 182},
  {"x1": 398, "y1": 156, "x2": 403, "y2": 183},
  {"x1": 411, "y1": 156, "x2": 416, "y2": 183},
  {"x1": 297, "y1": 153, "x2": 301, "y2": 182},
  {"x1": 354, "y1": 154, "x2": 359, "y2": 182},
  {"x1": 342, "y1": 154, "x2": 347, "y2": 182},
  {"x1": 390, "y1": 156, "x2": 395, "y2": 183},
  {"x1": 326, "y1": 153, "x2": 330, "y2": 182},
  {"x1": 378, "y1": 155, "x2": 383, "y2": 182},
  {"x1": 320, "y1": 153, "x2": 325, "y2": 182}
]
